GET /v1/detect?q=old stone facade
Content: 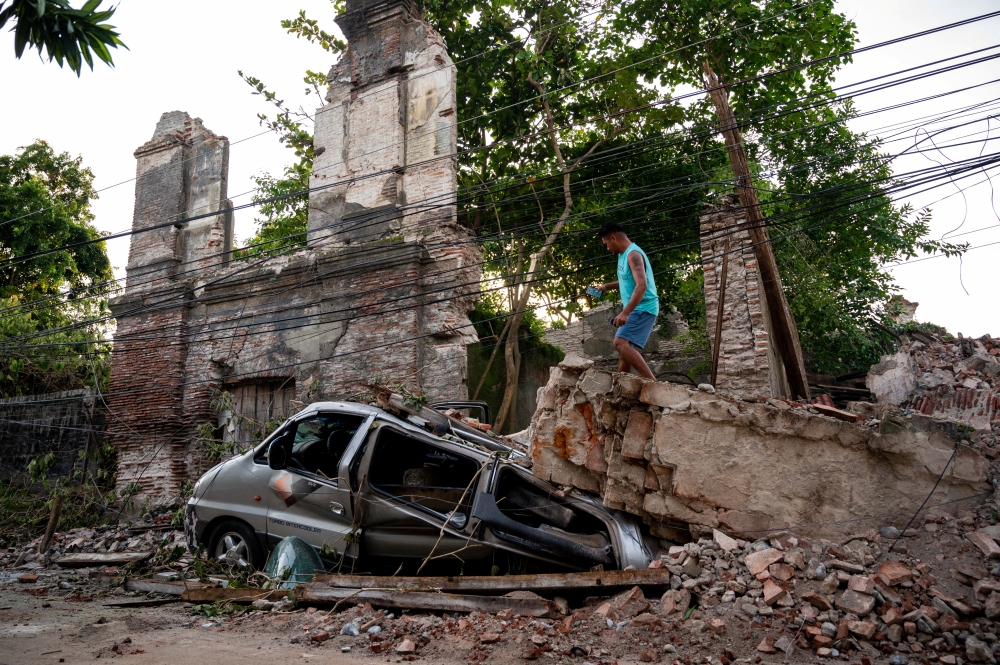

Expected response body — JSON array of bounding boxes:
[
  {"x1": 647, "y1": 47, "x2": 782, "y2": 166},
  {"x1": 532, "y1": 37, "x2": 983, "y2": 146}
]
[
  {"x1": 528, "y1": 354, "x2": 991, "y2": 539},
  {"x1": 700, "y1": 195, "x2": 789, "y2": 399},
  {"x1": 108, "y1": 1, "x2": 481, "y2": 498}
]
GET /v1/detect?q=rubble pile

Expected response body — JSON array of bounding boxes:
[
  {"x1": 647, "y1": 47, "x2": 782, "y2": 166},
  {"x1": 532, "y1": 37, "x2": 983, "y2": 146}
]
[
  {"x1": 1, "y1": 522, "x2": 184, "y2": 570},
  {"x1": 868, "y1": 332, "x2": 998, "y2": 433},
  {"x1": 189, "y1": 508, "x2": 1000, "y2": 663}
]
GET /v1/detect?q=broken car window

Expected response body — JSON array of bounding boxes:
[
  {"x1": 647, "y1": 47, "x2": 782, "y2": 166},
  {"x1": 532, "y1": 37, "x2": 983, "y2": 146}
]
[
  {"x1": 368, "y1": 428, "x2": 480, "y2": 523},
  {"x1": 286, "y1": 413, "x2": 364, "y2": 480}
]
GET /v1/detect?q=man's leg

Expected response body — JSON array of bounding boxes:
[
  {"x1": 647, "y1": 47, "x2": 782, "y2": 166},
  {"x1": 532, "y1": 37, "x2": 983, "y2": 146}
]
[
  {"x1": 613, "y1": 336, "x2": 656, "y2": 380},
  {"x1": 617, "y1": 352, "x2": 633, "y2": 374}
]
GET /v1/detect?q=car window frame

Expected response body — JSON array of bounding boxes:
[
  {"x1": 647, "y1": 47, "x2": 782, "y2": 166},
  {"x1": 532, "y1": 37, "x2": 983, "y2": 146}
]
[
  {"x1": 363, "y1": 423, "x2": 483, "y2": 526},
  {"x1": 253, "y1": 411, "x2": 373, "y2": 485}
]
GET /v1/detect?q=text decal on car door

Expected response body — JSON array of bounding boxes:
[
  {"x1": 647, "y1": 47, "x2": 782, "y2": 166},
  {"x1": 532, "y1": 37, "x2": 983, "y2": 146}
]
[{"x1": 268, "y1": 516, "x2": 322, "y2": 533}]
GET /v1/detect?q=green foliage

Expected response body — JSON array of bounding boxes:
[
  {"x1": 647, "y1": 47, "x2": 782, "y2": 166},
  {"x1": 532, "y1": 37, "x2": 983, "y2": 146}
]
[
  {"x1": 0, "y1": 140, "x2": 114, "y2": 397},
  {"x1": 27, "y1": 451, "x2": 56, "y2": 483},
  {"x1": 467, "y1": 298, "x2": 564, "y2": 417},
  {"x1": 0, "y1": 0, "x2": 126, "y2": 75},
  {"x1": 281, "y1": 6, "x2": 345, "y2": 53}
]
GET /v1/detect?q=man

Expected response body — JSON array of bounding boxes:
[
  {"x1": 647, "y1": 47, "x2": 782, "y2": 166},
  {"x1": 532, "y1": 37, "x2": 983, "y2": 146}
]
[{"x1": 594, "y1": 222, "x2": 659, "y2": 380}]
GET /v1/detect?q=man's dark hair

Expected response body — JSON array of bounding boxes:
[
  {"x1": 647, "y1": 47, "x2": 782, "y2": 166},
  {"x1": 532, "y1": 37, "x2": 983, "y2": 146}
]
[{"x1": 598, "y1": 222, "x2": 627, "y2": 238}]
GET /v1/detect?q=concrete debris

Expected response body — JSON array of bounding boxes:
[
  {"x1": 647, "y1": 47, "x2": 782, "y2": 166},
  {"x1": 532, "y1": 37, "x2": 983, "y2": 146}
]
[{"x1": 868, "y1": 332, "x2": 998, "y2": 432}]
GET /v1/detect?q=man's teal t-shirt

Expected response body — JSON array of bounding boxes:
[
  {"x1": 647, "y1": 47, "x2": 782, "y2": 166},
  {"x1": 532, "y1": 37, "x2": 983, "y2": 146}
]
[{"x1": 617, "y1": 243, "x2": 659, "y2": 316}]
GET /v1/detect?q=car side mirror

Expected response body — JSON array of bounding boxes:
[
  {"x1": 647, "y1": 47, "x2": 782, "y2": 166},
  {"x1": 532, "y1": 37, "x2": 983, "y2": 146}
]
[{"x1": 267, "y1": 437, "x2": 288, "y2": 470}]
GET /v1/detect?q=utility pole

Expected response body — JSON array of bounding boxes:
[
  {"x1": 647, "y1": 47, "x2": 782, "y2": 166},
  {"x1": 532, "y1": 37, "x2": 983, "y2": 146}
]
[{"x1": 702, "y1": 62, "x2": 810, "y2": 399}]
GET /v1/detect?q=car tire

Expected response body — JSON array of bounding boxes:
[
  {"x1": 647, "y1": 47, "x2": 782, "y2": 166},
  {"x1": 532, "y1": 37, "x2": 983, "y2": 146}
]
[{"x1": 207, "y1": 520, "x2": 265, "y2": 570}]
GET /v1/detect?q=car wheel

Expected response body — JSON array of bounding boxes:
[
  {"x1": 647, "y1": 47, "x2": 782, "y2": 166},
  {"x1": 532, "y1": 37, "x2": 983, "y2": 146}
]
[{"x1": 208, "y1": 520, "x2": 264, "y2": 570}]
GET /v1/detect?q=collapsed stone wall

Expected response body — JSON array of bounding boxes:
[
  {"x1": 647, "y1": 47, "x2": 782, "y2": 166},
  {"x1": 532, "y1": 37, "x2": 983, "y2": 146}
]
[
  {"x1": 0, "y1": 389, "x2": 103, "y2": 483},
  {"x1": 868, "y1": 332, "x2": 998, "y2": 433},
  {"x1": 108, "y1": 1, "x2": 481, "y2": 498},
  {"x1": 528, "y1": 355, "x2": 991, "y2": 540}
]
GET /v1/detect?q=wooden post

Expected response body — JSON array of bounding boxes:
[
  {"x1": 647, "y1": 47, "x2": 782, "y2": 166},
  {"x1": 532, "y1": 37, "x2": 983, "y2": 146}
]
[
  {"x1": 710, "y1": 239, "x2": 730, "y2": 388},
  {"x1": 38, "y1": 494, "x2": 64, "y2": 554},
  {"x1": 701, "y1": 62, "x2": 810, "y2": 399}
]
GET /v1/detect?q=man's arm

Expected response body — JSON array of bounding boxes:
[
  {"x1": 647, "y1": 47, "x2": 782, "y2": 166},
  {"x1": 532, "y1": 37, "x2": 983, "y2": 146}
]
[
  {"x1": 598, "y1": 280, "x2": 620, "y2": 292},
  {"x1": 612, "y1": 253, "x2": 647, "y2": 327}
]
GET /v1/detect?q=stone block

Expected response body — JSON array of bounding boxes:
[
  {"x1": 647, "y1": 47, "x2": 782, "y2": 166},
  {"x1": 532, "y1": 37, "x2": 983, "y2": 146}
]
[
  {"x1": 713, "y1": 529, "x2": 740, "y2": 553},
  {"x1": 745, "y1": 548, "x2": 785, "y2": 576},
  {"x1": 579, "y1": 370, "x2": 613, "y2": 397},
  {"x1": 584, "y1": 438, "x2": 609, "y2": 474},
  {"x1": 967, "y1": 532, "x2": 1000, "y2": 559},
  {"x1": 835, "y1": 589, "x2": 876, "y2": 615},
  {"x1": 614, "y1": 373, "x2": 646, "y2": 399},
  {"x1": 558, "y1": 353, "x2": 594, "y2": 373},
  {"x1": 622, "y1": 411, "x2": 653, "y2": 460},
  {"x1": 639, "y1": 381, "x2": 691, "y2": 408},
  {"x1": 643, "y1": 465, "x2": 660, "y2": 491}
]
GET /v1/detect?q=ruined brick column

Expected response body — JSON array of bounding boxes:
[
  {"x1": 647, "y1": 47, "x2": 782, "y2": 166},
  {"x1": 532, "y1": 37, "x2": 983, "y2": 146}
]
[
  {"x1": 109, "y1": 112, "x2": 232, "y2": 499},
  {"x1": 310, "y1": 0, "x2": 481, "y2": 402},
  {"x1": 700, "y1": 195, "x2": 788, "y2": 399}
]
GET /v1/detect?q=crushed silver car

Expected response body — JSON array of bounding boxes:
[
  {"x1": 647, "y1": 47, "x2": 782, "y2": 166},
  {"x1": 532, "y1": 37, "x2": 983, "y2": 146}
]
[{"x1": 185, "y1": 400, "x2": 654, "y2": 573}]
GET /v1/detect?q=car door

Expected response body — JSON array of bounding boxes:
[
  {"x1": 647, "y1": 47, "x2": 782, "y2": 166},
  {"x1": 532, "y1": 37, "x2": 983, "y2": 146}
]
[
  {"x1": 264, "y1": 411, "x2": 368, "y2": 561},
  {"x1": 356, "y1": 422, "x2": 493, "y2": 562}
]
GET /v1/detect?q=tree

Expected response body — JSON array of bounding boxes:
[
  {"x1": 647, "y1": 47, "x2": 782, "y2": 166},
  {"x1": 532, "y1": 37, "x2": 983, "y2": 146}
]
[
  {"x1": 245, "y1": 0, "x2": 963, "y2": 410},
  {"x1": 0, "y1": 0, "x2": 126, "y2": 75},
  {"x1": 0, "y1": 140, "x2": 113, "y2": 397}
]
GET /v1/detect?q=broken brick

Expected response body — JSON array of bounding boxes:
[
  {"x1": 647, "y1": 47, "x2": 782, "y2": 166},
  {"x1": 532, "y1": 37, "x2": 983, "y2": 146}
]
[
  {"x1": 878, "y1": 560, "x2": 913, "y2": 586},
  {"x1": 835, "y1": 589, "x2": 876, "y2": 615},
  {"x1": 847, "y1": 574, "x2": 875, "y2": 594},
  {"x1": 744, "y1": 548, "x2": 784, "y2": 576},
  {"x1": 762, "y1": 579, "x2": 787, "y2": 606},
  {"x1": 801, "y1": 591, "x2": 833, "y2": 611},
  {"x1": 848, "y1": 621, "x2": 877, "y2": 640}
]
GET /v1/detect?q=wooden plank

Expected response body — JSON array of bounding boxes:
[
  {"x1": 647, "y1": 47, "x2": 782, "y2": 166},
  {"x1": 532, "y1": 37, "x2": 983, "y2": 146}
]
[
  {"x1": 103, "y1": 598, "x2": 181, "y2": 608},
  {"x1": 54, "y1": 552, "x2": 152, "y2": 567},
  {"x1": 310, "y1": 568, "x2": 672, "y2": 595},
  {"x1": 295, "y1": 586, "x2": 558, "y2": 617},
  {"x1": 181, "y1": 587, "x2": 291, "y2": 603},
  {"x1": 124, "y1": 579, "x2": 206, "y2": 596}
]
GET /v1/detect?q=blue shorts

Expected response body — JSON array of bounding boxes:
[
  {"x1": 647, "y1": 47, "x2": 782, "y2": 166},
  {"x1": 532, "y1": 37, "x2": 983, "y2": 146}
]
[{"x1": 615, "y1": 310, "x2": 656, "y2": 350}]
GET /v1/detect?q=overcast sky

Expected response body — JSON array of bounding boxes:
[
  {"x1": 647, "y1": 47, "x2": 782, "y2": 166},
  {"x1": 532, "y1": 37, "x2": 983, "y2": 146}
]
[{"x1": 0, "y1": 1, "x2": 996, "y2": 337}]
